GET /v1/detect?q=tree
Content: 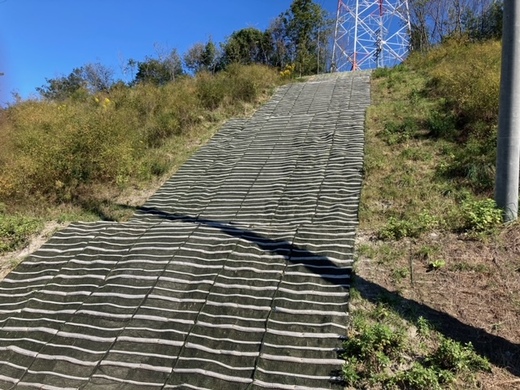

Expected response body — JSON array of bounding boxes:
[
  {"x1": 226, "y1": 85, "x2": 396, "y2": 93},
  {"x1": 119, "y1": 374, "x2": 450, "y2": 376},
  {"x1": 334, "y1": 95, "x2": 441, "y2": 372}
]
[
  {"x1": 201, "y1": 40, "x2": 219, "y2": 73},
  {"x1": 184, "y1": 39, "x2": 219, "y2": 73},
  {"x1": 37, "y1": 68, "x2": 87, "y2": 100},
  {"x1": 222, "y1": 27, "x2": 273, "y2": 66},
  {"x1": 184, "y1": 43, "x2": 205, "y2": 73},
  {"x1": 81, "y1": 62, "x2": 114, "y2": 93},
  {"x1": 276, "y1": 0, "x2": 333, "y2": 75},
  {"x1": 132, "y1": 49, "x2": 183, "y2": 85},
  {"x1": 408, "y1": 0, "x2": 499, "y2": 46},
  {"x1": 36, "y1": 63, "x2": 115, "y2": 100},
  {"x1": 267, "y1": 17, "x2": 291, "y2": 68},
  {"x1": 465, "y1": 1, "x2": 503, "y2": 41},
  {"x1": 409, "y1": 0, "x2": 433, "y2": 51}
]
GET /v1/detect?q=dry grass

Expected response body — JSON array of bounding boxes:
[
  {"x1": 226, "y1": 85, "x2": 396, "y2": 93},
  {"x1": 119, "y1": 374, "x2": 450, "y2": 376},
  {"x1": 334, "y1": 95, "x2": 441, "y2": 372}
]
[
  {"x1": 0, "y1": 64, "x2": 281, "y2": 208},
  {"x1": 353, "y1": 39, "x2": 520, "y2": 388},
  {"x1": 0, "y1": 64, "x2": 282, "y2": 253}
]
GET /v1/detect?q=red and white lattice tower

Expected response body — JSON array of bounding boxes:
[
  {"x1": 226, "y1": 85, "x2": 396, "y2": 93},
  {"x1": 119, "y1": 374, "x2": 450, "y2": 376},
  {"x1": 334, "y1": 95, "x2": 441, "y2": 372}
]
[{"x1": 332, "y1": 0, "x2": 411, "y2": 71}]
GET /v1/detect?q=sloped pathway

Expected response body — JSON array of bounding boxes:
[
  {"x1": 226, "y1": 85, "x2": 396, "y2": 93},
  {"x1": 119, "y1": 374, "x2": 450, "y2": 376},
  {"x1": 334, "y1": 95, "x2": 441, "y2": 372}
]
[{"x1": 0, "y1": 72, "x2": 370, "y2": 390}]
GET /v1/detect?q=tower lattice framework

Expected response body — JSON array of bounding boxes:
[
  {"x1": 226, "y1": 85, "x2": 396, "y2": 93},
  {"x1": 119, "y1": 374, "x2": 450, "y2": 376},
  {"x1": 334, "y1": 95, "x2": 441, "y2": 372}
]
[{"x1": 332, "y1": 0, "x2": 411, "y2": 71}]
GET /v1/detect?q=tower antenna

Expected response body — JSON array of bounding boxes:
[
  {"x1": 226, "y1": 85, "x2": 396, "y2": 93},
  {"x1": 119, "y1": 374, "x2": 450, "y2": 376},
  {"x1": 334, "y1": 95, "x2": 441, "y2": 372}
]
[{"x1": 332, "y1": 0, "x2": 411, "y2": 71}]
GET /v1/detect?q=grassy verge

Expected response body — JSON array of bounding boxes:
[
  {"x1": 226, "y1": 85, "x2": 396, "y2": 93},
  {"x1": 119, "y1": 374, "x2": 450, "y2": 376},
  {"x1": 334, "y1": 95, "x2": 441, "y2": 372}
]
[
  {"x1": 343, "y1": 297, "x2": 490, "y2": 389},
  {"x1": 348, "y1": 38, "x2": 520, "y2": 388},
  {"x1": 0, "y1": 211, "x2": 42, "y2": 253},
  {"x1": 0, "y1": 64, "x2": 283, "y2": 254}
]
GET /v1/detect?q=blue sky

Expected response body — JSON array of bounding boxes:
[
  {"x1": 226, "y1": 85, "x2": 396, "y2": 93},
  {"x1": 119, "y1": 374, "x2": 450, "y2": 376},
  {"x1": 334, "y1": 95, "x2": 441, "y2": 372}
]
[{"x1": 0, "y1": 0, "x2": 336, "y2": 104}]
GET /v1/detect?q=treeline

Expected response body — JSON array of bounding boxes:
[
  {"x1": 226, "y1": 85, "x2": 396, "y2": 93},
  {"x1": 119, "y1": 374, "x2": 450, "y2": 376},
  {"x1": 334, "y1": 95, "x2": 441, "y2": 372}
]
[
  {"x1": 34, "y1": 0, "x2": 506, "y2": 101},
  {"x1": 37, "y1": 0, "x2": 332, "y2": 101},
  {"x1": 410, "y1": 0, "x2": 503, "y2": 51}
]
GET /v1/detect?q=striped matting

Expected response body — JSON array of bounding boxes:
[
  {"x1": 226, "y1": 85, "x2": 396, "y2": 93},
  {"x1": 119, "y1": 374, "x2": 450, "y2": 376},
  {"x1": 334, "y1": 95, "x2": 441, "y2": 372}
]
[{"x1": 0, "y1": 71, "x2": 370, "y2": 389}]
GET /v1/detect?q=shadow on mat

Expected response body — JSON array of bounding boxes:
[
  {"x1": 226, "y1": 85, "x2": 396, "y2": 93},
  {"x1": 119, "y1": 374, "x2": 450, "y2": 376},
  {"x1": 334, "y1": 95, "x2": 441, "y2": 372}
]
[{"x1": 137, "y1": 206, "x2": 520, "y2": 378}]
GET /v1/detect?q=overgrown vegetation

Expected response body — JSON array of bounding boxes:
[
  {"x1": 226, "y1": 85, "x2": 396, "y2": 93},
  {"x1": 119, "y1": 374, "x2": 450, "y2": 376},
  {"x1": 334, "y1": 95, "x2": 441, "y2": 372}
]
[
  {"x1": 0, "y1": 0, "x2": 332, "y2": 254},
  {"x1": 350, "y1": 28, "x2": 520, "y2": 388},
  {"x1": 0, "y1": 209, "x2": 42, "y2": 253},
  {"x1": 343, "y1": 301, "x2": 491, "y2": 389},
  {"x1": 0, "y1": 64, "x2": 282, "y2": 253},
  {"x1": 362, "y1": 37, "x2": 503, "y2": 238}
]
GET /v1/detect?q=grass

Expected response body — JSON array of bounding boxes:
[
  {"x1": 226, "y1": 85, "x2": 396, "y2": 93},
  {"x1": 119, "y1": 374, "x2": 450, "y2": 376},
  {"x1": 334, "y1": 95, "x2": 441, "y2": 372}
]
[
  {"x1": 348, "y1": 37, "x2": 520, "y2": 388},
  {"x1": 0, "y1": 64, "x2": 282, "y2": 254},
  {"x1": 343, "y1": 299, "x2": 491, "y2": 389},
  {"x1": 361, "y1": 38, "x2": 503, "y2": 238},
  {"x1": 0, "y1": 37, "x2": 517, "y2": 387}
]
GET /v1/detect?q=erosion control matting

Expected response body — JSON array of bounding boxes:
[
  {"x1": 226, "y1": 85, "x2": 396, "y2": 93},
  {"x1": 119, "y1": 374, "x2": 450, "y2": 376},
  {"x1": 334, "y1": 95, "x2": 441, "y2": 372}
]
[{"x1": 0, "y1": 72, "x2": 370, "y2": 390}]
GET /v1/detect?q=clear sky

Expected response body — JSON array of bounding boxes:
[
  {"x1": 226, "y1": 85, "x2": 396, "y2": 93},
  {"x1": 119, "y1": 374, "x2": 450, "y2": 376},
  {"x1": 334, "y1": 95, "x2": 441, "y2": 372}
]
[{"x1": 0, "y1": 0, "x2": 336, "y2": 104}]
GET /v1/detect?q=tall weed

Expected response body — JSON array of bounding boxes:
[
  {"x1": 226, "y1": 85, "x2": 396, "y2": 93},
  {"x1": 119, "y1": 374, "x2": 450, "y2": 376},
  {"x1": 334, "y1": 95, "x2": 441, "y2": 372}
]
[
  {"x1": 1, "y1": 99, "x2": 142, "y2": 202},
  {"x1": 409, "y1": 38, "x2": 501, "y2": 192},
  {"x1": 425, "y1": 39, "x2": 501, "y2": 128},
  {"x1": 0, "y1": 65, "x2": 281, "y2": 209}
]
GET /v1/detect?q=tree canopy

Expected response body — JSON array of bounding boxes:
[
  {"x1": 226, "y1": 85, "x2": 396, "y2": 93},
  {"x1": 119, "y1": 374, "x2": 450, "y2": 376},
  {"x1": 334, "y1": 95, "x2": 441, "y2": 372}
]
[
  {"x1": 184, "y1": 39, "x2": 219, "y2": 74},
  {"x1": 280, "y1": 0, "x2": 333, "y2": 75},
  {"x1": 409, "y1": 0, "x2": 503, "y2": 51},
  {"x1": 222, "y1": 28, "x2": 273, "y2": 66},
  {"x1": 221, "y1": 0, "x2": 332, "y2": 75},
  {"x1": 132, "y1": 49, "x2": 184, "y2": 85},
  {"x1": 37, "y1": 63, "x2": 114, "y2": 100}
]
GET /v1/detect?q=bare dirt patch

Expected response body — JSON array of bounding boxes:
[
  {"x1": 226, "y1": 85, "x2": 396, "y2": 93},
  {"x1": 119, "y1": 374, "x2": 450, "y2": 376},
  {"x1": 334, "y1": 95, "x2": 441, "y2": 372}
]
[
  {"x1": 355, "y1": 226, "x2": 520, "y2": 388},
  {"x1": 0, "y1": 221, "x2": 69, "y2": 280}
]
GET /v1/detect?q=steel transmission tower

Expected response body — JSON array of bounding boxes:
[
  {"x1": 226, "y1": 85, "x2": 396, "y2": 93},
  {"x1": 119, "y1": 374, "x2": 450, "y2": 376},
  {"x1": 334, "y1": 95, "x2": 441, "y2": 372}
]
[{"x1": 332, "y1": 0, "x2": 411, "y2": 71}]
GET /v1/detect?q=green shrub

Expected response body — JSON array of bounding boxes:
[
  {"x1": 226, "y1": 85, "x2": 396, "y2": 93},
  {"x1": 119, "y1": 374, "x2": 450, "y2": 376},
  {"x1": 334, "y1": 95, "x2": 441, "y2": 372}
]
[
  {"x1": 407, "y1": 39, "x2": 501, "y2": 194},
  {"x1": 427, "y1": 110, "x2": 457, "y2": 139},
  {"x1": 0, "y1": 65, "x2": 281, "y2": 209},
  {"x1": 442, "y1": 133, "x2": 497, "y2": 192},
  {"x1": 353, "y1": 322, "x2": 404, "y2": 358},
  {"x1": 379, "y1": 212, "x2": 439, "y2": 240},
  {"x1": 428, "y1": 338, "x2": 491, "y2": 373},
  {"x1": 195, "y1": 71, "x2": 227, "y2": 110},
  {"x1": 342, "y1": 356, "x2": 361, "y2": 385},
  {"x1": 0, "y1": 213, "x2": 42, "y2": 253},
  {"x1": 225, "y1": 63, "x2": 281, "y2": 104},
  {"x1": 343, "y1": 307, "x2": 491, "y2": 389},
  {"x1": 1, "y1": 99, "x2": 143, "y2": 202},
  {"x1": 459, "y1": 198, "x2": 502, "y2": 233},
  {"x1": 392, "y1": 363, "x2": 444, "y2": 390},
  {"x1": 343, "y1": 320, "x2": 406, "y2": 381}
]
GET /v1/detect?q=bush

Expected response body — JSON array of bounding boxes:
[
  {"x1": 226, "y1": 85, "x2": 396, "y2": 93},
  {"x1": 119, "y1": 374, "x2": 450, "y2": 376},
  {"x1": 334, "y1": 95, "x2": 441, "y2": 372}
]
[
  {"x1": 225, "y1": 63, "x2": 281, "y2": 104},
  {"x1": 441, "y1": 135, "x2": 497, "y2": 191},
  {"x1": 379, "y1": 212, "x2": 439, "y2": 240},
  {"x1": 195, "y1": 71, "x2": 227, "y2": 110},
  {"x1": 342, "y1": 320, "x2": 406, "y2": 386},
  {"x1": 425, "y1": 40, "x2": 500, "y2": 127},
  {"x1": 407, "y1": 39, "x2": 501, "y2": 192},
  {"x1": 428, "y1": 338, "x2": 491, "y2": 373},
  {"x1": 0, "y1": 213, "x2": 42, "y2": 253},
  {"x1": 427, "y1": 110, "x2": 457, "y2": 139},
  {"x1": 195, "y1": 64, "x2": 280, "y2": 111},
  {"x1": 0, "y1": 99, "x2": 143, "y2": 202},
  {"x1": 0, "y1": 65, "x2": 281, "y2": 208},
  {"x1": 392, "y1": 364, "x2": 445, "y2": 390},
  {"x1": 458, "y1": 198, "x2": 502, "y2": 233},
  {"x1": 343, "y1": 308, "x2": 491, "y2": 389}
]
